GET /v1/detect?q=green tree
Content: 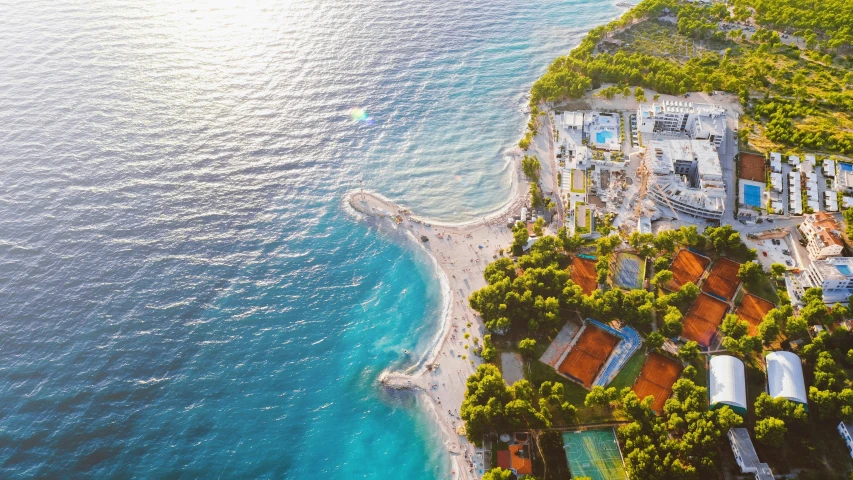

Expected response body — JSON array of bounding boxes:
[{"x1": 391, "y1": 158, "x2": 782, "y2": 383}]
[
  {"x1": 785, "y1": 315, "x2": 808, "y2": 338},
  {"x1": 651, "y1": 269, "x2": 673, "y2": 290},
  {"x1": 481, "y1": 334, "x2": 497, "y2": 362},
  {"x1": 705, "y1": 225, "x2": 741, "y2": 253},
  {"x1": 558, "y1": 227, "x2": 584, "y2": 252},
  {"x1": 585, "y1": 386, "x2": 619, "y2": 408},
  {"x1": 484, "y1": 257, "x2": 516, "y2": 284},
  {"x1": 661, "y1": 305, "x2": 684, "y2": 338},
  {"x1": 482, "y1": 468, "x2": 513, "y2": 480},
  {"x1": 754, "y1": 392, "x2": 807, "y2": 424},
  {"x1": 755, "y1": 417, "x2": 786, "y2": 447},
  {"x1": 511, "y1": 222, "x2": 529, "y2": 256},
  {"x1": 646, "y1": 331, "x2": 665, "y2": 351},
  {"x1": 802, "y1": 287, "x2": 823, "y2": 304},
  {"x1": 460, "y1": 365, "x2": 512, "y2": 445},
  {"x1": 721, "y1": 314, "x2": 748, "y2": 339},
  {"x1": 518, "y1": 338, "x2": 537, "y2": 358},
  {"x1": 679, "y1": 341, "x2": 701, "y2": 365},
  {"x1": 770, "y1": 262, "x2": 787, "y2": 278},
  {"x1": 533, "y1": 217, "x2": 545, "y2": 236},
  {"x1": 758, "y1": 316, "x2": 780, "y2": 344},
  {"x1": 521, "y1": 155, "x2": 541, "y2": 182},
  {"x1": 737, "y1": 261, "x2": 764, "y2": 288}
]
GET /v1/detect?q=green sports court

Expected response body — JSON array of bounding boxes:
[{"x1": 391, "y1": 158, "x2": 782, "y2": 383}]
[{"x1": 562, "y1": 428, "x2": 628, "y2": 480}]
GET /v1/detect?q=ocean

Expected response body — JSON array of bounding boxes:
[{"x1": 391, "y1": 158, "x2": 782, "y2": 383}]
[{"x1": 0, "y1": 0, "x2": 618, "y2": 477}]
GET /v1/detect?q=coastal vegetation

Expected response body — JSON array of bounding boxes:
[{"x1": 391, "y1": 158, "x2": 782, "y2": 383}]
[
  {"x1": 528, "y1": 0, "x2": 853, "y2": 155},
  {"x1": 456, "y1": 0, "x2": 853, "y2": 476},
  {"x1": 461, "y1": 219, "x2": 853, "y2": 476}
]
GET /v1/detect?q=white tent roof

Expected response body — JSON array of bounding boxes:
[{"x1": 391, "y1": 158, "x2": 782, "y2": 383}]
[
  {"x1": 766, "y1": 351, "x2": 807, "y2": 405},
  {"x1": 709, "y1": 355, "x2": 747, "y2": 411}
]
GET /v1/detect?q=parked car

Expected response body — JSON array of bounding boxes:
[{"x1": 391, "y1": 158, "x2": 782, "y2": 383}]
[
  {"x1": 786, "y1": 260, "x2": 794, "y2": 266},
  {"x1": 762, "y1": 251, "x2": 768, "y2": 257}
]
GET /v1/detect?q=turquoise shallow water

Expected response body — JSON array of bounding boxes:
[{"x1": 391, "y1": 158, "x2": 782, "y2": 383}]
[{"x1": 0, "y1": 0, "x2": 618, "y2": 477}]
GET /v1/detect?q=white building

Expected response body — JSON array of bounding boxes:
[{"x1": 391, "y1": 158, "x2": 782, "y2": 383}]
[
  {"x1": 826, "y1": 192, "x2": 839, "y2": 212},
  {"x1": 789, "y1": 171, "x2": 803, "y2": 215},
  {"x1": 585, "y1": 112, "x2": 621, "y2": 151},
  {"x1": 770, "y1": 152, "x2": 782, "y2": 173},
  {"x1": 645, "y1": 139, "x2": 726, "y2": 220},
  {"x1": 837, "y1": 163, "x2": 853, "y2": 193},
  {"x1": 789, "y1": 155, "x2": 800, "y2": 167},
  {"x1": 800, "y1": 212, "x2": 844, "y2": 260},
  {"x1": 838, "y1": 422, "x2": 853, "y2": 459},
  {"x1": 728, "y1": 428, "x2": 774, "y2": 480},
  {"x1": 824, "y1": 159, "x2": 836, "y2": 178},
  {"x1": 804, "y1": 257, "x2": 853, "y2": 301},
  {"x1": 765, "y1": 351, "x2": 808, "y2": 410},
  {"x1": 709, "y1": 355, "x2": 748, "y2": 416},
  {"x1": 637, "y1": 102, "x2": 727, "y2": 148},
  {"x1": 554, "y1": 111, "x2": 591, "y2": 170},
  {"x1": 770, "y1": 172, "x2": 783, "y2": 193}
]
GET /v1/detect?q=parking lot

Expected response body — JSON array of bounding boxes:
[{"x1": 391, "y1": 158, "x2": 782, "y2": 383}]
[{"x1": 745, "y1": 237, "x2": 797, "y2": 270}]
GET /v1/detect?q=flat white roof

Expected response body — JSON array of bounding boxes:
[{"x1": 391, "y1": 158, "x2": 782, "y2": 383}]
[
  {"x1": 710, "y1": 355, "x2": 747, "y2": 411},
  {"x1": 813, "y1": 257, "x2": 853, "y2": 281},
  {"x1": 766, "y1": 351, "x2": 808, "y2": 406},
  {"x1": 826, "y1": 193, "x2": 839, "y2": 211},
  {"x1": 771, "y1": 172, "x2": 783, "y2": 191},
  {"x1": 824, "y1": 160, "x2": 836, "y2": 177},
  {"x1": 770, "y1": 157, "x2": 782, "y2": 173},
  {"x1": 561, "y1": 111, "x2": 585, "y2": 128}
]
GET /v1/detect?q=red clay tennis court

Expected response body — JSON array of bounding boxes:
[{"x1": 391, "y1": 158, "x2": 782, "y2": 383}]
[
  {"x1": 558, "y1": 325, "x2": 619, "y2": 387},
  {"x1": 683, "y1": 293, "x2": 729, "y2": 346},
  {"x1": 701, "y1": 258, "x2": 741, "y2": 301},
  {"x1": 667, "y1": 250, "x2": 710, "y2": 291},
  {"x1": 633, "y1": 352, "x2": 683, "y2": 413},
  {"x1": 739, "y1": 153, "x2": 767, "y2": 182},
  {"x1": 571, "y1": 257, "x2": 597, "y2": 295},
  {"x1": 736, "y1": 294, "x2": 775, "y2": 336}
]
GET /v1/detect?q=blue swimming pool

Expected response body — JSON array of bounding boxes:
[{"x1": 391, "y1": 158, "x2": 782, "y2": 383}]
[
  {"x1": 595, "y1": 130, "x2": 615, "y2": 144},
  {"x1": 743, "y1": 184, "x2": 761, "y2": 207},
  {"x1": 841, "y1": 163, "x2": 853, "y2": 172},
  {"x1": 838, "y1": 265, "x2": 852, "y2": 276}
]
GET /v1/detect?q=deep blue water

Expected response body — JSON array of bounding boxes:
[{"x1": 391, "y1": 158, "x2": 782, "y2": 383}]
[{"x1": 0, "y1": 0, "x2": 618, "y2": 477}]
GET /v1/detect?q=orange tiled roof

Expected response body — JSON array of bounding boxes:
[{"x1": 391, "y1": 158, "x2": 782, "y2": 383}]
[{"x1": 509, "y1": 444, "x2": 533, "y2": 475}]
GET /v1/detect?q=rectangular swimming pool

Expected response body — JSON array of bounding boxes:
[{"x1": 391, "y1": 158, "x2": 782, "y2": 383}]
[
  {"x1": 595, "y1": 130, "x2": 615, "y2": 144},
  {"x1": 841, "y1": 163, "x2": 853, "y2": 172},
  {"x1": 743, "y1": 184, "x2": 761, "y2": 207},
  {"x1": 837, "y1": 265, "x2": 852, "y2": 276}
]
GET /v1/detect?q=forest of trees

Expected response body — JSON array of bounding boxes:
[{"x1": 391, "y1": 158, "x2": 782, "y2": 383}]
[
  {"x1": 460, "y1": 218, "x2": 853, "y2": 477},
  {"x1": 732, "y1": 0, "x2": 853, "y2": 50},
  {"x1": 528, "y1": 0, "x2": 853, "y2": 154}
]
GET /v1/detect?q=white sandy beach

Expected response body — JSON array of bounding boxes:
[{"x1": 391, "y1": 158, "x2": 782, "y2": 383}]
[{"x1": 346, "y1": 114, "x2": 554, "y2": 480}]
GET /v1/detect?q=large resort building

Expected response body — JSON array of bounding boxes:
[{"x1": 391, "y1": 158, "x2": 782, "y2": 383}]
[
  {"x1": 801, "y1": 257, "x2": 853, "y2": 304},
  {"x1": 637, "y1": 101, "x2": 727, "y2": 148},
  {"x1": 800, "y1": 212, "x2": 844, "y2": 260},
  {"x1": 645, "y1": 138, "x2": 726, "y2": 220}
]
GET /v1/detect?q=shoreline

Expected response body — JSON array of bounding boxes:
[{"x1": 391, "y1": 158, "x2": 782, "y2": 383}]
[{"x1": 345, "y1": 114, "x2": 553, "y2": 479}]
